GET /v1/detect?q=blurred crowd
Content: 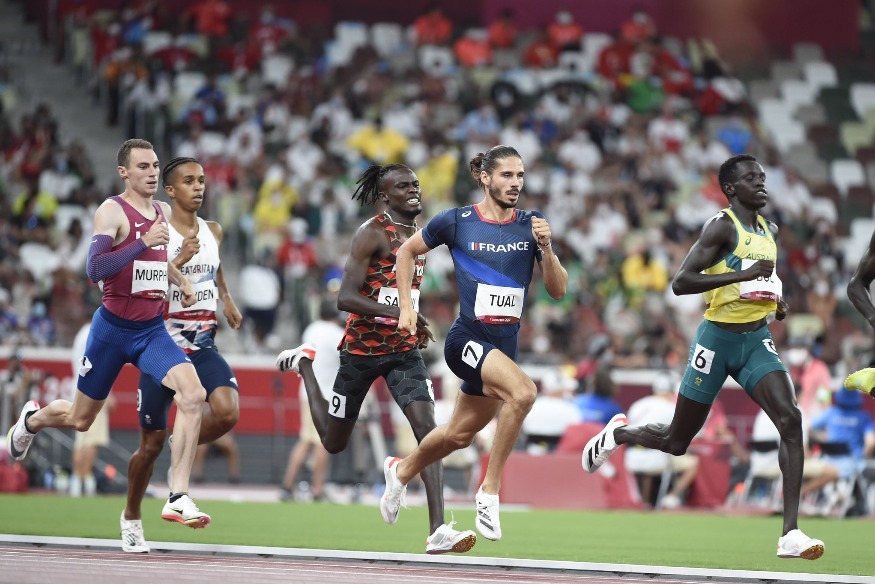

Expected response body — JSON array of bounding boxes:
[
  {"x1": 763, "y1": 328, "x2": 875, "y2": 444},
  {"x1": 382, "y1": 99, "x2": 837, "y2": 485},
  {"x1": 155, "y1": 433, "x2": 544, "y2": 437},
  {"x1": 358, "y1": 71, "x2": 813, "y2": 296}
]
[{"x1": 1, "y1": 1, "x2": 873, "y2": 383}]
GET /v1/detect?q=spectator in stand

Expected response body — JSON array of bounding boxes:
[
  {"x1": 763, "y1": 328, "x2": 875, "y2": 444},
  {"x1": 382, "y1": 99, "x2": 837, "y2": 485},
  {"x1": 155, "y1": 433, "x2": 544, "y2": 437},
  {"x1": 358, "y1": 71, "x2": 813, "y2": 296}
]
[
  {"x1": 786, "y1": 336, "x2": 834, "y2": 419},
  {"x1": 548, "y1": 10, "x2": 584, "y2": 52},
  {"x1": 715, "y1": 115, "x2": 753, "y2": 155},
  {"x1": 522, "y1": 369, "x2": 581, "y2": 453},
  {"x1": 454, "y1": 29, "x2": 492, "y2": 68},
  {"x1": 620, "y1": 247, "x2": 669, "y2": 311},
  {"x1": 185, "y1": 0, "x2": 232, "y2": 39},
  {"x1": 150, "y1": 33, "x2": 197, "y2": 73},
  {"x1": 104, "y1": 46, "x2": 147, "y2": 127},
  {"x1": 487, "y1": 9, "x2": 518, "y2": 50},
  {"x1": 810, "y1": 388, "x2": 875, "y2": 485},
  {"x1": 647, "y1": 103, "x2": 689, "y2": 155},
  {"x1": 12, "y1": 178, "x2": 56, "y2": 245},
  {"x1": 413, "y1": 4, "x2": 453, "y2": 46},
  {"x1": 239, "y1": 252, "x2": 282, "y2": 352},
  {"x1": 573, "y1": 368, "x2": 623, "y2": 425},
  {"x1": 620, "y1": 9, "x2": 657, "y2": 45},
  {"x1": 596, "y1": 34, "x2": 634, "y2": 86},
  {"x1": 185, "y1": 74, "x2": 227, "y2": 130},
  {"x1": 276, "y1": 218, "x2": 320, "y2": 333},
  {"x1": 347, "y1": 117, "x2": 410, "y2": 166},
  {"x1": 248, "y1": 5, "x2": 292, "y2": 55},
  {"x1": 523, "y1": 29, "x2": 559, "y2": 69}
]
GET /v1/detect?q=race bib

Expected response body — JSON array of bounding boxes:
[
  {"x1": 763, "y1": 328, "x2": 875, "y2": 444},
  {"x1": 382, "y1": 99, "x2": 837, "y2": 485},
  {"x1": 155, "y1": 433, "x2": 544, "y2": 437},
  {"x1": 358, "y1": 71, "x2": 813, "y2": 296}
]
[
  {"x1": 131, "y1": 260, "x2": 168, "y2": 298},
  {"x1": 474, "y1": 284, "x2": 524, "y2": 324},
  {"x1": 739, "y1": 259, "x2": 782, "y2": 301},
  {"x1": 167, "y1": 279, "x2": 218, "y2": 314},
  {"x1": 377, "y1": 287, "x2": 420, "y2": 312}
]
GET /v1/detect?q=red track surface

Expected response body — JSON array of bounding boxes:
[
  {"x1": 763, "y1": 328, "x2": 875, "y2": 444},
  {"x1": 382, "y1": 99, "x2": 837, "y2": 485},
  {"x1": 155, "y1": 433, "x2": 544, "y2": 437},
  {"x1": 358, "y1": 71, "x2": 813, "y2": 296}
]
[{"x1": 0, "y1": 547, "x2": 709, "y2": 584}]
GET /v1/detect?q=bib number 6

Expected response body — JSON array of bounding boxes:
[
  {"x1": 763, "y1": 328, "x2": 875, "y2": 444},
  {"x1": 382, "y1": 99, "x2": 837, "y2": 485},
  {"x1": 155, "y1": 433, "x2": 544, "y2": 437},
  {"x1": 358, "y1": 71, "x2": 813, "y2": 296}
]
[{"x1": 691, "y1": 344, "x2": 715, "y2": 374}]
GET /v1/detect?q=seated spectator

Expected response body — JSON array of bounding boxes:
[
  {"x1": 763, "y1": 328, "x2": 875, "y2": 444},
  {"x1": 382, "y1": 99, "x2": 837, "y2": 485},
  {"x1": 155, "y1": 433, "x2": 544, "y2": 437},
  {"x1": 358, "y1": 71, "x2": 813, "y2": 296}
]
[
  {"x1": 620, "y1": 9, "x2": 656, "y2": 45},
  {"x1": 487, "y1": 8, "x2": 517, "y2": 49},
  {"x1": 715, "y1": 115, "x2": 753, "y2": 155},
  {"x1": 547, "y1": 10, "x2": 583, "y2": 52},
  {"x1": 346, "y1": 116, "x2": 409, "y2": 166},
  {"x1": 185, "y1": 0, "x2": 232, "y2": 38},
  {"x1": 624, "y1": 371, "x2": 700, "y2": 508},
  {"x1": 522, "y1": 369, "x2": 581, "y2": 453},
  {"x1": 413, "y1": 4, "x2": 453, "y2": 46},
  {"x1": 523, "y1": 29, "x2": 559, "y2": 69},
  {"x1": 810, "y1": 388, "x2": 875, "y2": 483},
  {"x1": 786, "y1": 336, "x2": 833, "y2": 419},
  {"x1": 453, "y1": 29, "x2": 492, "y2": 68},
  {"x1": 573, "y1": 368, "x2": 623, "y2": 425}
]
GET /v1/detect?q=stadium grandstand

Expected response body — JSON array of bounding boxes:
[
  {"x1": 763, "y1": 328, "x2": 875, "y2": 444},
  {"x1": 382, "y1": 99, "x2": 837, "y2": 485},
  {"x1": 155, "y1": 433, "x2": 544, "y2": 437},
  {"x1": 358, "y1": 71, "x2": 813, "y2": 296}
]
[{"x1": 0, "y1": 0, "x2": 874, "y2": 519}]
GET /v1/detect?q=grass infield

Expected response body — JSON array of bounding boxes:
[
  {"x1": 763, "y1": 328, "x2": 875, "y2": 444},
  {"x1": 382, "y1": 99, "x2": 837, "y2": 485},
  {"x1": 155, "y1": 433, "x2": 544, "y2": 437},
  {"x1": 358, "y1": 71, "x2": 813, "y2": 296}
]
[{"x1": 0, "y1": 494, "x2": 870, "y2": 576}]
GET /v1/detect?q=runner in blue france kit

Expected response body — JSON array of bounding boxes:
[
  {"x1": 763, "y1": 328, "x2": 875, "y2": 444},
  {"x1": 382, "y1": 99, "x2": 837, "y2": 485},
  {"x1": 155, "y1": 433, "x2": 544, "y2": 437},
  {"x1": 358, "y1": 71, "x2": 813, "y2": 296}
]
[{"x1": 378, "y1": 145, "x2": 568, "y2": 542}]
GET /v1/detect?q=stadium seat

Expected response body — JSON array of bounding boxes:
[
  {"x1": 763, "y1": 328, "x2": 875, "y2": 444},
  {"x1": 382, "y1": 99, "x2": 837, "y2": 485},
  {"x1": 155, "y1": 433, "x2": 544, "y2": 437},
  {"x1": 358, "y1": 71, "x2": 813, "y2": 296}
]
[
  {"x1": 418, "y1": 45, "x2": 456, "y2": 76},
  {"x1": 142, "y1": 31, "x2": 172, "y2": 56},
  {"x1": 764, "y1": 117, "x2": 806, "y2": 154},
  {"x1": 54, "y1": 204, "x2": 89, "y2": 234},
  {"x1": 770, "y1": 60, "x2": 802, "y2": 83},
  {"x1": 807, "y1": 196, "x2": 838, "y2": 223},
  {"x1": 804, "y1": 61, "x2": 838, "y2": 91},
  {"x1": 173, "y1": 71, "x2": 207, "y2": 104},
  {"x1": 333, "y1": 21, "x2": 369, "y2": 52},
  {"x1": 820, "y1": 86, "x2": 859, "y2": 126},
  {"x1": 840, "y1": 121, "x2": 875, "y2": 156},
  {"x1": 19, "y1": 243, "x2": 60, "y2": 284},
  {"x1": 558, "y1": 51, "x2": 589, "y2": 74},
  {"x1": 261, "y1": 54, "x2": 294, "y2": 88},
  {"x1": 370, "y1": 22, "x2": 404, "y2": 57},
  {"x1": 748, "y1": 79, "x2": 779, "y2": 105},
  {"x1": 794, "y1": 102, "x2": 827, "y2": 127},
  {"x1": 225, "y1": 94, "x2": 256, "y2": 118},
  {"x1": 732, "y1": 440, "x2": 782, "y2": 510},
  {"x1": 581, "y1": 32, "x2": 612, "y2": 63},
  {"x1": 793, "y1": 42, "x2": 824, "y2": 64},
  {"x1": 780, "y1": 79, "x2": 818, "y2": 110},
  {"x1": 844, "y1": 185, "x2": 875, "y2": 220},
  {"x1": 830, "y1": 158, "x2": 866, "y2": 196},
  {"x1": 198, "y1": 131, "x2": 228, "y2": 158},
  {"x1": 850, "y1": 82, "x2": 875, "y2": 119}
]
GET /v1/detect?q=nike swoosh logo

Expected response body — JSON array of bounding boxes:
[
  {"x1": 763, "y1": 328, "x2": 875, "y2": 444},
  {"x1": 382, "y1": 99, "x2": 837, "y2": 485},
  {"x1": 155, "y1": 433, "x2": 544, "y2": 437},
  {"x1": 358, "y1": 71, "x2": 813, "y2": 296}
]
[{"x1": 135, "y1": 222, "x2": 146, "y2": 227}]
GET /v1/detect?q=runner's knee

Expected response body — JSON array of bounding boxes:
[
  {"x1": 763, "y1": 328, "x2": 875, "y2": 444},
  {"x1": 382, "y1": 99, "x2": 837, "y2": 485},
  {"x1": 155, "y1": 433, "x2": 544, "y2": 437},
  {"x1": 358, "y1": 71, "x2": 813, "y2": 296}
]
[{"x1": 176, "y1": 384, "x2": 207, "y2": 412}]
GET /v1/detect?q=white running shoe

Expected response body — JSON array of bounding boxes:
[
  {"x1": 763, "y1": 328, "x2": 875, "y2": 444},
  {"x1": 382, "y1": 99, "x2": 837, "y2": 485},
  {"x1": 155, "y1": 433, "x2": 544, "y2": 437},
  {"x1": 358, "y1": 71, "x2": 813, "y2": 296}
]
[
  {"x1": 276, "y1": 344, "x2": 317, "y2": 375},
  {"x1": 161, "y1": 494, "x2": 211, "y2": 528},
  {"x1": 120, "y1": 511, "x2": 150, "y2": 553},
  {"x1": 6, "y1": 400, "x2": 40, "y2": 461},
  {"x1": 582, "y1": 413, "x2": 628, "y2": 473},
  {"x1": 379, "y1": 456, "x2": 407, "y2": 524},
  {"x1": 777, "y1": 529, "x2": 824, "y2": 560},
  {"x1": 426, "y1": 521, "x2": 477, "y2": 555},
  {"x1": 475, "y1": 486, "x2": 501, "y2": 541}
]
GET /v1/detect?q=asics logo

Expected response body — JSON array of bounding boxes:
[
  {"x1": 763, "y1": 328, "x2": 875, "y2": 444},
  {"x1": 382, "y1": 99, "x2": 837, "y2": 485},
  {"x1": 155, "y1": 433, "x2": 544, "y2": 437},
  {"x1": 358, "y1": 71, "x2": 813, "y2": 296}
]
[{"x1": 462, "y1": 210, "x2": 472, "y2": 217}]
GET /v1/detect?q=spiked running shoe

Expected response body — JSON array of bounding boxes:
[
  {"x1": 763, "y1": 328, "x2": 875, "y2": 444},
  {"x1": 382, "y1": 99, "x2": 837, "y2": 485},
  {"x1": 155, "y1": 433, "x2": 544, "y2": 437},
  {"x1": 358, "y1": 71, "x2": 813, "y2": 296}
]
[
  {"x1": 161, "y1": 495, "x2": 211, "y2": 528},
  {"x1": 7, "y1": 400, "x2": 40, "y2": 461},
  {"x1": 843, "y1": 368, "x2": 875, "y2": 397},
  {"x1": 777, "y1": 529, "x2": 824, "y2": 560},
  {"x1": 276, "y1": 344, "x2": 317, "y2": 375},
  {"x1": 426, "y1": 521, "x2": 477, "y2": 555},
  {"x1": 475, "y1": 486, "x2": 501, "y2": 541},
  {"x1": 120, "y1": 511, "x2": 150, "y2": 553},
  {"x1": 582, "y1": 413, "x2": 628, "y2": 473},
  {"x1": 380, "y1": 456, "x2": 407, "y2": 524}
]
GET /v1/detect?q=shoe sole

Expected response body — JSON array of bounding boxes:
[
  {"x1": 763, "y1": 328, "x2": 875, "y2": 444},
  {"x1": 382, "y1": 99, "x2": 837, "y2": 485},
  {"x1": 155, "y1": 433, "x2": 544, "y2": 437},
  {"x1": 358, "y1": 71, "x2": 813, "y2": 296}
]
[
  {"x1": 581, "y1": 415, "x2": 627, "y2": 473},
  {"x1": 778, "y1": 543, "x2": 824, "y2": 560},
  {"x1": 7, "y1": 401, "x2": 39, "y2": 461},
  {"x1": 426, "y1": 533, "x2": 477, "y2": 555},
  {"x1": 121, "y1": 545, "x2": 150, "y2": 553},
  {"x1": 161, "y1": 514, "x2": 211, "y2": 529}
]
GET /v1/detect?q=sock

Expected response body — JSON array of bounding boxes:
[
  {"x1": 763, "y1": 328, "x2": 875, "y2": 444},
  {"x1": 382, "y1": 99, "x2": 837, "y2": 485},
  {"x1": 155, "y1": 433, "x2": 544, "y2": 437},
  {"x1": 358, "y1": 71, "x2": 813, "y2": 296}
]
[
  {"x1": 169, "y1": 492, "x2": 187, "y2": 503},
  {"x1": 23, "y1": 411, "x2": 36, "y2": 434}
]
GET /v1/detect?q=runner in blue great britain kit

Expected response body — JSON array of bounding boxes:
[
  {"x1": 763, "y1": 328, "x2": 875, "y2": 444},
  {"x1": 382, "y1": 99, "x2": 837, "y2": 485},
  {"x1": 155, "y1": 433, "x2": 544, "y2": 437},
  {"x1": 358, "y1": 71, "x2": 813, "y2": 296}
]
[{"x1": 378, "y1": 145, "x2": 568, "y2": 542}]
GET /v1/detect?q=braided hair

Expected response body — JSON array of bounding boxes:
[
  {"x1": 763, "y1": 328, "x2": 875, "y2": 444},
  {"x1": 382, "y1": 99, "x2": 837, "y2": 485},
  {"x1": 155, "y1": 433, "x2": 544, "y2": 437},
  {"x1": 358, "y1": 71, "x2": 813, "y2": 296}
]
[
  {"x1": 351, "y1": 163, "x2": 410, "y2": 206},
  {"x1": 162, "y1": 157, "x2": 200, "y2": 187}
]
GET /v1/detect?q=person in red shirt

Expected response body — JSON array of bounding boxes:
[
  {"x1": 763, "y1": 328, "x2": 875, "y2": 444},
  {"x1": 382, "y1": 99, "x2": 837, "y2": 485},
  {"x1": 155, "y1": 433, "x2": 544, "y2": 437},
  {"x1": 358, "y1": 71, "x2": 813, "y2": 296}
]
[
  {"x1": 547, "y1": 10, "x2": 583, "y2": 51},
  {"x1": 413, "y1": 5, "x2": 453, "y2": 45},
  {"x1": 621, "y1": 9, "x2": 657, "y2": 45},
  {"x1": 523, "y1": 30, "x2": 559, "y2": 69},
  {"x1": 185, "y1": 0, "x2": 231, "y2": 38},
  {"x1": 487, "y1": 9, "x2": 517, "y2": 49},
  {"x1": 454, "y1": 29, "x2": 492, "y2": 67}
]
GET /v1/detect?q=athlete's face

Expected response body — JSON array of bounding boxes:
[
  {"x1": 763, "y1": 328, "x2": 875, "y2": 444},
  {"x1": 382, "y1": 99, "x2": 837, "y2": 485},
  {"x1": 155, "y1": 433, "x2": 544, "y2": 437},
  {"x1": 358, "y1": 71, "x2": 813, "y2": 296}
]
[
  {"x1": 164, "y1": 162, "x2": 206, "y2": 213},
  {"x1": 725, "y1": 160, "x2": 767, "y2": 210},
  {"x1": 381, "y1": 168, "x2": 423, "y2": 218},
  {"x1": 483, "y1": 156, "x2": 524, "y2": 210},
  {"x1": 119, "y1": 148, "x2": 160, "y2": 197}
]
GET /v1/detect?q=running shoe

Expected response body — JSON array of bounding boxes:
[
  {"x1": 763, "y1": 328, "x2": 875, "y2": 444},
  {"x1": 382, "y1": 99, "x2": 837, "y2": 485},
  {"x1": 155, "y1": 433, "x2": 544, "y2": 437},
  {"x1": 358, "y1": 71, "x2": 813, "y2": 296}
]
[
  {"x1": 379, "y1": 456, "x2": 407, "y2": 525},
  {"x1": 582, "y1": 413, "x2": 628, "y2": 473},
  {"x1": 276, "y1": 344, "x2": 317, "y2": 375},
  {"x1": 6, "y1": 400, "x2": 39, "y2": 461},
  {"x1": 777, "y1": 529, "x2": 824, "y2": 560},
  {"x1": 120, "y1": 511, "x2": 150, "y2": 553},
  {"x1": 843, "y1": 368, "x2": 875, "y2": 397},
  {"x1": 475, "y1": 486, "x2": 501, "y2": 541},
  {"x1": 426, "y1": 521, "x2": 477, "y2": 555},
  {"x1": 161, "y1": 494, "x2": 211, "y2": 528}
]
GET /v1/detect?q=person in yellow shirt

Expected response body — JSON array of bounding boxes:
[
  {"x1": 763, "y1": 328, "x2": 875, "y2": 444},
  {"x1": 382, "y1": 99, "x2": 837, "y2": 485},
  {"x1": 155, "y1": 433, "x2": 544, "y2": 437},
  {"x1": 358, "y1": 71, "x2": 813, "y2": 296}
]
[{"x1": 346, "y1": 117, "x2": 409, "y2": 166}]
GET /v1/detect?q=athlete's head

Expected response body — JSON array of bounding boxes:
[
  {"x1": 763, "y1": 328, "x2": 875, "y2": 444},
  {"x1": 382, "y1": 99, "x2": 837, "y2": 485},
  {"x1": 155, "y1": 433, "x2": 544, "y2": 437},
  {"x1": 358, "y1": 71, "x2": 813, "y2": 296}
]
[
  {"x1": 470, "y1": 145, "x2": 524, "y2": 210},
  {"x1": 117, "y1": 139, "x2": 159, "y2": 197},
  {"x1": 162, "y1": 157, "x2": 205, "y2": 213},
  {"x1": 352, "y1": 164, "x2": 422, "y2": 218},
  {"x1": 718, "y1": 154, "x2": 767, "y2": 209}
]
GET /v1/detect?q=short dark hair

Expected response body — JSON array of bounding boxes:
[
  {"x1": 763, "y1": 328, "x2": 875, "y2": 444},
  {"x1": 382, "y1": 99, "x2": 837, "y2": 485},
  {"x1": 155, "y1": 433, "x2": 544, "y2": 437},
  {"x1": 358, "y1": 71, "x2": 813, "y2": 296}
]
[
  {"x1": 718, "y1": 154, "x2": 758, "y2": 195},
  {"x1": 469, "y1": 145, "x2": 522, "y2": 188},
  {"x1": 351, "y1": 163, "x2": 410, "y2": 206},
  {"x1": 117, "y1": 138, "x2": 154, "y2": 168},
  {"x1": 162, "y1": 157, "x2": 200, "y2": 187}
]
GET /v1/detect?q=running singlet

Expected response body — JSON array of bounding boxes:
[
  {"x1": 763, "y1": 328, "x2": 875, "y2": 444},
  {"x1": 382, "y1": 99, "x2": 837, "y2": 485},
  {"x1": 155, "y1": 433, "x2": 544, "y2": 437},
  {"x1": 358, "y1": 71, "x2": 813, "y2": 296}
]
[
  {"x1": 165, "y1": 218, "x2": 220, "y2": 352},
  {"x1": 338, "y1": 214, "x2": 426, "y2": 356},
  {"x1": 703, "y1": 208, "x2": 780, "y2": 324},
  {"x1": 422, "y1": 205, "x2": 543, "y2": 338},
  {"x1": 100, "y1": 195, "x2": 168, "y2": 321}
]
